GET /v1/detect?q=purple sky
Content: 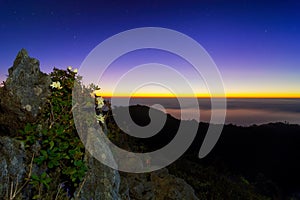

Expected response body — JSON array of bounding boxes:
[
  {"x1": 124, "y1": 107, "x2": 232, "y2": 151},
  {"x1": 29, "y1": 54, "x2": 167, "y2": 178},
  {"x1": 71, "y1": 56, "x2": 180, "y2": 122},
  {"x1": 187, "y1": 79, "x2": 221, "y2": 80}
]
[{"x1": 1, "y1": 1, "x2": 300, "y2": 97}]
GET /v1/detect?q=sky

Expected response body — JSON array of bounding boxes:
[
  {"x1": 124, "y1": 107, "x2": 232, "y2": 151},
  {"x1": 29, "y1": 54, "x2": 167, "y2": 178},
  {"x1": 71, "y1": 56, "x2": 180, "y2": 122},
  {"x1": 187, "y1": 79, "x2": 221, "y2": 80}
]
[{"x1": 1, "y1": 0, "x2": 300, "y2": 97}]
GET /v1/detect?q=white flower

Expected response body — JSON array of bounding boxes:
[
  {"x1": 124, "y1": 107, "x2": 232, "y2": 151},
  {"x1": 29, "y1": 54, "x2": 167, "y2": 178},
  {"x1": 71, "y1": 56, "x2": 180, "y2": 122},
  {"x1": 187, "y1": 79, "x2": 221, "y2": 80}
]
[
  {"x1": 90, "y1": 92, "x2": 95, "y2": 98},
  {"x1": 96, "y1": 114, "x2": 105, "y2": 124},
  {"x1": 50, "y1": 81, "x2": 62, "y2": 89},
  {"x1": 73, "y1": 68, "x2": 78, "y2": 73},
  {"x1": 67, "y1": 66, "x2": 72, "y2": 70},
  {"x1": 24, "y1": 104, "x2": 32, "y2": 112},
  {"x1": 56, "y1": 82, "x2": 62, "y2": 89},
  {"x1": 50, "y1": 82, "x2": 57, "y2": 88},
  {"x1": 96, "y1": 96, "x2": 104, "y2": 107}
]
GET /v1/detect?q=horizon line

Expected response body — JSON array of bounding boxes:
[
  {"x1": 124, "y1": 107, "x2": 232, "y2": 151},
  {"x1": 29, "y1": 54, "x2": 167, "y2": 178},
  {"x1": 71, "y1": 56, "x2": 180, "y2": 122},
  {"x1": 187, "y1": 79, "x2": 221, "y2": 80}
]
[
  {"x1": 100, "y1": 95, "x2": 300, "y2": 99},
  {"x1": 98, "y1": 92, "x2": 300, "y2": 98}
]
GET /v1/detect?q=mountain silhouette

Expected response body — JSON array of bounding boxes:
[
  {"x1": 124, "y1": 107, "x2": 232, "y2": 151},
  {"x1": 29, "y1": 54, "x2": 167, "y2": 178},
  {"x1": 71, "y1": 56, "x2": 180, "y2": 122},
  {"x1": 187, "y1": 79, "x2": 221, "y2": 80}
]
[{"x1": 111, "y1": 105, "x2": 300, "y2": 197}]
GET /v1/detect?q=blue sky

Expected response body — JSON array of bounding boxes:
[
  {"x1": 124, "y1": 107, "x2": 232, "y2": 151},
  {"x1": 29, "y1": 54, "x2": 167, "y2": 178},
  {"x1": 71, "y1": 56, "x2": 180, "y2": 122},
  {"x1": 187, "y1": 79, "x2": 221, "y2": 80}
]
[{"x1": 1, "y1": 0, "x2": 300, "y2": 97}]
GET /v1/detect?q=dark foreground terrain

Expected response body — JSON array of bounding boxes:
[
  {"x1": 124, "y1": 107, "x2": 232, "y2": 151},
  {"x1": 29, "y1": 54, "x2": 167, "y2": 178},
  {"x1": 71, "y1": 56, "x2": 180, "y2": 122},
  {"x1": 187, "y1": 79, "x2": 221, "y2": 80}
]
[{"x1": 113, "y1": 105, "x2": 300, "y2": 199}]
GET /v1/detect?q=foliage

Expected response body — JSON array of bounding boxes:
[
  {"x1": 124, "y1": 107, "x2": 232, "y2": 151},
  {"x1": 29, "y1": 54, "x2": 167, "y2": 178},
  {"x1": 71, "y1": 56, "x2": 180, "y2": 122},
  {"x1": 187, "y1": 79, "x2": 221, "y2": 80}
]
[{"x1": 18, "y1": 67, "x2": 89, "y2": 198}]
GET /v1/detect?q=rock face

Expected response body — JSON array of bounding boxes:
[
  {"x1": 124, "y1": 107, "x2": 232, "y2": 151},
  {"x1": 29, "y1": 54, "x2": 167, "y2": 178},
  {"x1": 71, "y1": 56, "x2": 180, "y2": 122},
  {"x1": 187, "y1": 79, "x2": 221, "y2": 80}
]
[
  {"x1": 75, "y1": 127, "x2": 121, "y2": 200},
  {"x1": 0, "y1": 136, "x2": 26, "y2": 199},
  {"x1": 76, "y1": 152, "x2": 121, "y2": 200},
  {"x1": 120, "y1": 168, "x2": 199, "y2": 200},
  {"x1": 6, "y1": 48, "x2": 51, "y2": 117},
  {"x1": 0, "y1": 49, "x2": 51, "y2": 136},
  {"x1": 0, "y1": 134, "x2": 122, "y2": 200}
]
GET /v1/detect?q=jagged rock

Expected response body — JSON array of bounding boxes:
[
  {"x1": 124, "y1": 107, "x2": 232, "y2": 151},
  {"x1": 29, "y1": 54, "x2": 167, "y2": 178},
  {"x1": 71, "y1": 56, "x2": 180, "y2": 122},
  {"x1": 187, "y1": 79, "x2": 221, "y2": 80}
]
[
  {"x1": 0, "y1": 136, "x2": 51, "y2": 199},
  {"x1": 5, "y1": 48, "x2": 51, "y2": 117},
  {"x1": 0, "y1": 49, "x2": 51, "y2": 136},
  {"x1": 0, "y1": 136, "x2": 26, "y2": 199},
  {"x1": 121, "y1": 168, "x2": 199, "y2": 200},
  {"x1": 75, "y1": 151, "x2": 121, "y2": 200},
  {"x1": 75, "y1": 127, "x2": 121, "y2": 200}
]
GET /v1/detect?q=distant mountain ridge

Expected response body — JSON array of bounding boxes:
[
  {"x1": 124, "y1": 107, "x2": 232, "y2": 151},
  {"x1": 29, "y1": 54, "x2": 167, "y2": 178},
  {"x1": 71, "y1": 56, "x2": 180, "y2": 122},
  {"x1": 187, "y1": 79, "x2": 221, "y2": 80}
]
[{"x1": 113, "y1": 104, "x2": 300, "y2": 198}]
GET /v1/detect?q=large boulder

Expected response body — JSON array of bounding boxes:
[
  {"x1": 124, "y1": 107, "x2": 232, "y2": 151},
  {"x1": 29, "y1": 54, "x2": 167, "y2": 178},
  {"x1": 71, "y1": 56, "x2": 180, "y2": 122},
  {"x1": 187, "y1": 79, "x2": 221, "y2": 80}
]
[
  {"x1": 0, "y1": 49, "x2": 51, "y2": 136},
  {"x1": 75, "y1": 127, "x2": 121, "y2": 200},
  {"x1": 76, "y1": 152, "x2": 121, "y2": 200},
  {"x1": 120, "y1": 168, "x2": 199, "y2": 200},
  {"x1": 0, "y1": 136, "x2": 27, "y2": 199},
  {"x1": 5, "y1": 48, "x2": 51, "y2": 117}
]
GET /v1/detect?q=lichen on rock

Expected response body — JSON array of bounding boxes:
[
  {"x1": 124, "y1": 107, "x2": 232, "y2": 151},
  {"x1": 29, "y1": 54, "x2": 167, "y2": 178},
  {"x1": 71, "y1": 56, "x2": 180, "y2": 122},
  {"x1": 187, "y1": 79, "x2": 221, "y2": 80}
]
[
  {"x1": 5, "y1": 48, "x2": 51, "y2": 117},
  {"x1": 0, "y1": 49, "x2": 51, "y2": 137}
]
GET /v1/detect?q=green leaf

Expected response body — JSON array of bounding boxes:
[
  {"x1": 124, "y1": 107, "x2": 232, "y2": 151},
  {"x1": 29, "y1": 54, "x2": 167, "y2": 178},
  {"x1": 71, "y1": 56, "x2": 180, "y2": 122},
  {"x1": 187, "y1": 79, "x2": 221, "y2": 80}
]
[
  {"x1": 31, "y1": 174, "x2": 39, "y2": 180},
  {"x1": 52, "y1": 147, "x2": 59, "y2": 152},
  {"x1": 41, "y1": 180, "x2": 50, "y2": 189},
  {"x1": 41, "y1": 172, "x2": 47, "y2": 179},
  {"x1": 32, "y1": 195, "x2": 41, "y2": 199},
  {"x1": 74, "y1": 160, "x2": 83, "y2": 167},
  {"x1": 42, "y1": 128, "x2": 48, "y2": 135},
  {"x1": 24, "y1": 123, "x2": 32, "y2": 133},
  {"x1": 50, "y1": 141, "x2": 54, "y2": 149},
  {"x1": 48, "y1": 161, "x2": 53, "y2": 169},
  {"x1": 69, "y1": 168, "x2": 77, "y2": 175},
  {"x1": 42, "y1": 140, "x2": 49, "y2": 144},
  {"x1": 41, "y1": 150, "x2": 48, "y2": 158}
]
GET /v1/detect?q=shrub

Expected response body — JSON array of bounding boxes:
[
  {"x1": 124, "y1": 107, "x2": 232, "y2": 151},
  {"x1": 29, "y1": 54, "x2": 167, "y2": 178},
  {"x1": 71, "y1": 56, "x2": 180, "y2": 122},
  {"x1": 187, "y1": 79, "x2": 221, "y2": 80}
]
[{"x1": 19, "y1": 67, "x2": 91, "y2": 199}]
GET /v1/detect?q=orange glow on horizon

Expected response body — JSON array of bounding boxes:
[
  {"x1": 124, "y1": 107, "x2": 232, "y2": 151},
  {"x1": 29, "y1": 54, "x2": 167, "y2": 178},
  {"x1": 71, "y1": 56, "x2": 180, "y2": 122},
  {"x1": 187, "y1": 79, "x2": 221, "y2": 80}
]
[{"x1": 99, "y1": 91, "x2": 300, "y2": 98}]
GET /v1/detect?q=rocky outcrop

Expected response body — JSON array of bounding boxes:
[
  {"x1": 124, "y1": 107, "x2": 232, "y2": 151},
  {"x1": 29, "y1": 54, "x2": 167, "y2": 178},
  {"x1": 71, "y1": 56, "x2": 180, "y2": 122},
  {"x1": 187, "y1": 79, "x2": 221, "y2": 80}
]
[
  {"x1": 76, "y1": 152, "x2": 121, "y2": 200},
  {"x1": 6, "y1": 48, "x2": 51, "y2": 117},
  {"x1": 0, "y1": 49, "x2": 200, "y2": 199},
  {"x1": 0, "y1": 136, "x2": 27, "y2": 199},
  {"x1": 0, "y1": 134, "x2": 122, "y2": 200},
  {"x1": 75, "y1": 127, "x2": 121, "y2": 200},
  {"x1": 0, "y1": 49, "x2": 51, "y2": 136},
  {"x1": 120, "y1": 168, "x2": 199, "y2": 200}
]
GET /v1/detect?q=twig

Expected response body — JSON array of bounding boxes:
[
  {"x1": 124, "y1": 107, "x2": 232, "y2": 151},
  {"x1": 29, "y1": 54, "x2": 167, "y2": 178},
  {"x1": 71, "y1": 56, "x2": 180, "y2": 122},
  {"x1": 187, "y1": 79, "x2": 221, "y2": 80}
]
[
  {"x1": 69, "y1": 102, "x2": 79, "y2": 114},
  {"x1": 10, "y1": 181, "x2": 13, "y2": 200},
  {"x1": 49, "y1": 101, "x2": 55, "y2": 129},
  {"x1": 75, "y1": 177, "x2": 87, "y2": 199},
  {"x1": 54, "y1": 181, "x2": 66, "y2": 200},
  {"x1": 10, "y1": 175, "x2": 19, "y2": 199}
]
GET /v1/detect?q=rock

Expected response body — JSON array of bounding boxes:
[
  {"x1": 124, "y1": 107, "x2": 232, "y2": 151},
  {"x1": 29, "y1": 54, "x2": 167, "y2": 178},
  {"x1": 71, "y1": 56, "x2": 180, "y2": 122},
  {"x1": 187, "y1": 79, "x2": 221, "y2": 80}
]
[
  {"x1": 121, "y1": 168, "x2": 199, "y2": 200},
  {"x1": 0, "y1": 49, "x2": 51, "y2": 136},
  {"x1": 0, "y1": 136, "x2": 26, "y2": 199},
  {"x1": 75, "y1": 127, "x2": 121, "y2": 200},
  {"x1": 151, "y1": 168, "x2": 199, "y2": 200},
  {"x1": 119, "y1": 176, "x2": 131, "y2": 200},
  {"x1": 115, "y1": 151, "x2": 144, "y2": 172},
  {"x1": 75, "y1": 151, "x2": 121, "y2": 200},
  {"x1": 6, "y1": 48, "x2": 51, "y2": 117}
]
